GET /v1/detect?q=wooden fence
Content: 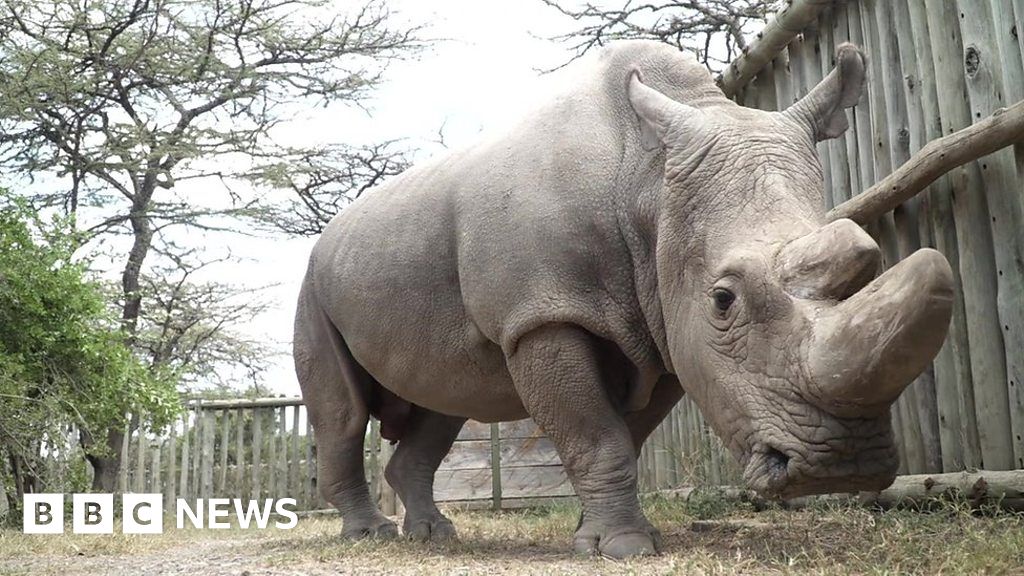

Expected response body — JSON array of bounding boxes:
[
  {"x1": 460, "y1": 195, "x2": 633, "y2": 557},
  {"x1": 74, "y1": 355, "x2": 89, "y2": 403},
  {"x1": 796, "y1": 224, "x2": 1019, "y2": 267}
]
[{"x1": 119, "y1": 398, "x2": 323, "y2": 510}]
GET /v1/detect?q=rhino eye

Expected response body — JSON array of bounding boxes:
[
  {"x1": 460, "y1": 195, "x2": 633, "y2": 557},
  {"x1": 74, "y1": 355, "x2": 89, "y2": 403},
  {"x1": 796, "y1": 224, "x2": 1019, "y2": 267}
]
[{"x1": 712, "y1": 288, "x2": 735, "y2": 311}]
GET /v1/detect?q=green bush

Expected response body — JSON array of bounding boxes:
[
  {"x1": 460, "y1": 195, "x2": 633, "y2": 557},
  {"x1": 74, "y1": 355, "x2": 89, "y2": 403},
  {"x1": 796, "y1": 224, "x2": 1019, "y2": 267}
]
[{"x1": 0, "y1": 191, "x2": 179, "y2": 514}]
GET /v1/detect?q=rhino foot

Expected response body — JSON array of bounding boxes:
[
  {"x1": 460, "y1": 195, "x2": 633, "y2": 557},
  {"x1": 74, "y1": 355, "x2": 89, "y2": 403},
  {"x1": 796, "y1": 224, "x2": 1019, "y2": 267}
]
[
  {"x1": 403, "y1": 514, "x2": 458, "y2": 543},
  {"x1": 341, "y1": 516, "x2": 399, "y2": 540},
  {"x1": 573, "y1": 522, "x2": 662, "y2": 559}
]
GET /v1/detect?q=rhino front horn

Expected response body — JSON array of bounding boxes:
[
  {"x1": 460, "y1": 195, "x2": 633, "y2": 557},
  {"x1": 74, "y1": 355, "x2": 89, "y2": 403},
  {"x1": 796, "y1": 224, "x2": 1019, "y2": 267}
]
[{"x1": 803, "y1": 248, "x2": 954, "y2": 417}]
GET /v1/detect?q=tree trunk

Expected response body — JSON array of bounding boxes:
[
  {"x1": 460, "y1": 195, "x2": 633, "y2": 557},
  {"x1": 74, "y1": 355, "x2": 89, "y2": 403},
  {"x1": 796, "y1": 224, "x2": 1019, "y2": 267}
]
[
  {"x1": 82, "y1": 427, "x2": 126, "y2": 492},
  {"x1": 81, "y1": 186, "x2": 156, "y2": 491}
]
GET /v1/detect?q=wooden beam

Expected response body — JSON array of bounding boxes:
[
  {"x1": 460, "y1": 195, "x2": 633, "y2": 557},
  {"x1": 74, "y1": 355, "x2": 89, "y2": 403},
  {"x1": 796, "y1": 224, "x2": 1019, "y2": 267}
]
[
  {"x1": 184, "y1": 397, "x2": 303, "y2": 410},
  {"x1": 827, "y1": 99, "x2": 1024, "y2": 225},
  {"x1": 717, "y1": 0, "x2": 836, "y2": 97}
]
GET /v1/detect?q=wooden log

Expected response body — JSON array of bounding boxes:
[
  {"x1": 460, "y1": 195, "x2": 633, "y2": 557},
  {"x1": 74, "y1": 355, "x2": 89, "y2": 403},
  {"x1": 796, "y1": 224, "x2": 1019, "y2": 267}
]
[
  {"x1": 772, "y1": 49, "x2": 794, "y2": 110},
  {"x1": 379, "y1": 437, "x2": 397, "y2": 515},
  {"x1": 662, "y1": 470, "x2": 1024, "y2": 511},
  {"x1": 118, "y1": 419, "x2": 131, "y2": 493},
  {"x1": 847, "y1": 0, "x2": 875, "y2": 192},
  {"x1": 907, "y1": 0, "x2": 981, "y2": 471},
  {"x1": 874, "y1": 0, "x2": 940, "y2": 474},
  {"x1": 490, "y1": 422, "x2": 501, "y2": 510},
  {"x1": 860, "y1": 470, "x2": 1024, "y2": 510},
  {"x1": 291, "y1": 405, "x2": 301, "y2": 501},
  {"x1": 306, "y1": 416, "x2": 316, "y2": 510},
  {"x1": 925, "y1": 0, "x2": 1014, "y2": 471},
  {"x1": 184, "y1": 397, "x2": 303, "y2": 410},
  {"x1": 826, "y1": 99, "x2": 1024, "y2": 224},
  {"x1": 150, "y1": 442, "x2": 161, "y2": 494},
  {"x1": 166, "y1": 418, "x2": 177, "y2": 510},
  {"x1": 191, "y1": 409, "x2": 202, "y2": 499},
  {"x1": 858, "y1": 0, "x2": 912, "y2": 473},
  {"x1": 251, "y1": 408, "x2": 262, "y2": 500},
  {"x1": 897, "y1": 0, "x2": 950, "y2": 473},
  {"x1": 235, "y1": 409, "x2": 245, "y2": 499},
  {"x1": 822, "y1": 4, "x2": 853, "y2": 207},
  {"x1": 800, "y1": 18, "x2": 834, "y2": 208},
  {"x1": 717, "y1": 0, "x2": 836, "y2": 97},
  {"x1": 218, "y1": 410, "x2": 229, "y2": 495},
  {"x1": 267, "y1": 408, "x2": 278, "y2": 497},
  {"x1": 277, "y1": 408, "x2": 288, "y2": 499},
  {"x1": 179, "y1": 412, "x2": 191, "y2": 501},
  {"x1": 368, "y1": 418, "x2": 381, "y2": 503},
  {"x1": 201, "y1": 410, "x2": 214, "y2": 499},
  {"x1": 751, "y1": 59, "x2": 778, "y2": 112},
  {"x1": 959, "y1": 0, "x2": 1024, "y2": 471},
  {"x1": 134, "y1": 426, "x2": 146, "y2": 493}
]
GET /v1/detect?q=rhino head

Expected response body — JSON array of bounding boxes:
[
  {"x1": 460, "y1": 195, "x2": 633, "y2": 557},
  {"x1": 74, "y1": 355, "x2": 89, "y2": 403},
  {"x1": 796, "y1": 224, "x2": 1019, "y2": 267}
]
[{"x1": 628, "y1": 44, "x2": 954, "y2": 498}]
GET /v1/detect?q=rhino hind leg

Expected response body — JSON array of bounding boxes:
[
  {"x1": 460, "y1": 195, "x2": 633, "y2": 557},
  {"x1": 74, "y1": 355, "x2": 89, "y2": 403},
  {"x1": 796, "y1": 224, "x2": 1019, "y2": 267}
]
[
  {"x1": 293, "y1": 277, "x2": 397, "y2": 540},
  {"x1": 506, "y1": 324, "x2": 660, "y2": 559},
  {"x1": 384, "y1": 406, "x2": 466, "y2": 542}
]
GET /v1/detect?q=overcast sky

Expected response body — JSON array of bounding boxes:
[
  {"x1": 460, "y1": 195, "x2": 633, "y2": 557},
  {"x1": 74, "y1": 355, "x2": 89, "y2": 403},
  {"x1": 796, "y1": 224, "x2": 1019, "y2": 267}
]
[{"x1": 227, "y1": 1, "x2": 597, "y2": 396}]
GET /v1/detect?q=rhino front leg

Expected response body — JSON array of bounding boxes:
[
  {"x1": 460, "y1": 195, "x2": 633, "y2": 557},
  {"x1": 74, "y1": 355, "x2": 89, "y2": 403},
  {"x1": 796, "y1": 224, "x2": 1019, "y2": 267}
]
[
  {"x1": 506, "y1": 324, "x2": 660, "y2": 559},
  {"x1": 384, "y1": 406, "x2": 466, "y2": 542}
]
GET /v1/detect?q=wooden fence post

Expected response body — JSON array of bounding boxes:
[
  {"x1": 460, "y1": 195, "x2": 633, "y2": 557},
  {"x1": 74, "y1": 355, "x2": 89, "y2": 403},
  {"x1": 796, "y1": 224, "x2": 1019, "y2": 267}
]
[
  {"x1": 201, "y1": 410, "x2": 214, "y2": 499},
  {"x1": 926, "y1": 0, "x2": 1013, "y2": 471},
  {"x1": 252, "y1": 408, "x2": 262, "y2": 501},
  {"x1": 235, "y1": 409, "x2": 245, "y2": 500},
  {"x1": 490, "y1": 422, "x2": 502, "y2": 510},
  {"x1": 218, "y1": 410, "x2": 230, "y2": 495},
  {"x1": 957, "y1": 0, "x2": 1024, "y2": 471},
  {"x1": 166, "y1": 416, "x2": 177, "y2": 510}
]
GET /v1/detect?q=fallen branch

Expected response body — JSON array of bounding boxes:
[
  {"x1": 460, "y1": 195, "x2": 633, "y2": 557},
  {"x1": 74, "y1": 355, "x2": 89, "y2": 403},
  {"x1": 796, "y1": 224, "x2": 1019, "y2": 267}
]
[
  {"x1": 858, "y1": 470, "x2": 1024, "y2": 511},
  {"x1": 662, "y1": 469, "x2": 1024, "y2": 511},
  {"x1": 827, "y1": 100, "x2": 1024, "y2": 225}
]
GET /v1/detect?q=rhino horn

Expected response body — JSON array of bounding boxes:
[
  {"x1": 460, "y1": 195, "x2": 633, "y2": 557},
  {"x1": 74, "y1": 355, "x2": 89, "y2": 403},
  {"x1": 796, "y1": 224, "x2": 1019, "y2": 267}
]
[
  {"x1": 627, "y1": 71, "x2": 702, "y2": 151},
  {"x1": 778, "y1": 218, "x2": 880, "y2": 300},
  {"x1": 785, "y1": 42, "x2": 866, "y2": 141},
  {"x1": 803, "y1": 248, "x2": 954, "y2": 416}
]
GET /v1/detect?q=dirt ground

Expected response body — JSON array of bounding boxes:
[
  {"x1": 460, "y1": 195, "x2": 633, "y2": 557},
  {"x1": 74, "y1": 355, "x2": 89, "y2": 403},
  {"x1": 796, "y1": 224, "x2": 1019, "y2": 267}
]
[{"x1": 2, "y1": 494, "x2": 1023, "y2": 575}]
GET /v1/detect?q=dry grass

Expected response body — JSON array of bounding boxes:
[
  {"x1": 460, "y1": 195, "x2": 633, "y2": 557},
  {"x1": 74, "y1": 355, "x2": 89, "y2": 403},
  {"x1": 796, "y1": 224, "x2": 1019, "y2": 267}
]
[{"x1": 2, "y1": 494, "x2": 1023, "y2": 575}]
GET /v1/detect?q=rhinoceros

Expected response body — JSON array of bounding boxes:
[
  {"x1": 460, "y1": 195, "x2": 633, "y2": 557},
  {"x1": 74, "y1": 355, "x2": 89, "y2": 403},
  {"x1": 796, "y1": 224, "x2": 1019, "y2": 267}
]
[{"x1": 293, "y1": 40, "x2": 953, "y2": 558}]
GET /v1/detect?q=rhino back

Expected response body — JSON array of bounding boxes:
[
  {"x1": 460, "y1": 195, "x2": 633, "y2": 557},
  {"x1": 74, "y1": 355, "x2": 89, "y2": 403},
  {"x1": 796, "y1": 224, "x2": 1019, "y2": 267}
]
[{"x1": 308, "y1": 41, "x2": 724, "y2": 419}]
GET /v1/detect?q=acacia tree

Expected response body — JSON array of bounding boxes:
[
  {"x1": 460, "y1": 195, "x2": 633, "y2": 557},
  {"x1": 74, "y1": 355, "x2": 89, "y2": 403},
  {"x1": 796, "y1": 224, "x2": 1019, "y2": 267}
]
[
  {"x1": 248, "y1": 141, "x2": 410, "y2": 235},
  {"x1": 133, "y1": 250, "x2": 277, "y2": 391},
  {"x1": 540, "y1": 0, "x2": 779, "y2": 70},
  {"x1": 0, "y1": 0, "x2": 422, "y2": 489}
]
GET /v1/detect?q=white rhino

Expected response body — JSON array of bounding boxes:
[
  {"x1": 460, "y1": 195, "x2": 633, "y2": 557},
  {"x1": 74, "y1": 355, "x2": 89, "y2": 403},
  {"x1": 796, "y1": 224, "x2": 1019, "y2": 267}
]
[{"x1": 293, "y1": 40, "x2": 953, "y2": 558}]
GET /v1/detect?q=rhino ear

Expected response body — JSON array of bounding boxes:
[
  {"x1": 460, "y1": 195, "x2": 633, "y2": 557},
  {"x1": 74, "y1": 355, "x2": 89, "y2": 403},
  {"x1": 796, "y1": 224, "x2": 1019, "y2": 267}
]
[
  {"x1": 785, "y1": 43, "x2": 866, "y2": 141},
  {"x1": 628, "y1": 71, "x2": 698, "y2": 151}
]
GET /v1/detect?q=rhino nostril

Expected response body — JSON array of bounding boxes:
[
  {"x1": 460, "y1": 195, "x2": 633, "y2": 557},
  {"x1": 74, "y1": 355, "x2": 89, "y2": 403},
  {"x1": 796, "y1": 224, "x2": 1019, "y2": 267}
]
[{"x1": 766, "y1": 447, "x2": 790, "y2": 474}]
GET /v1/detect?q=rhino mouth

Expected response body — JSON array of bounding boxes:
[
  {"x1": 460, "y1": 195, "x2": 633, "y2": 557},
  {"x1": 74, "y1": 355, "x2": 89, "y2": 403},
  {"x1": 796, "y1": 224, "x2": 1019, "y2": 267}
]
[{"x1": 741, "y1": 439, "x2": 899, "y2": 499}]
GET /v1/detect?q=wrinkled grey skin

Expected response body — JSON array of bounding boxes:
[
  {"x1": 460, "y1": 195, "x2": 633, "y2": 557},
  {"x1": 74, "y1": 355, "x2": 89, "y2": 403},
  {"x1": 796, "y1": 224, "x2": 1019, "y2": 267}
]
[{"x1": 294, "y1": 41, "x2": 953, "y2": 558}]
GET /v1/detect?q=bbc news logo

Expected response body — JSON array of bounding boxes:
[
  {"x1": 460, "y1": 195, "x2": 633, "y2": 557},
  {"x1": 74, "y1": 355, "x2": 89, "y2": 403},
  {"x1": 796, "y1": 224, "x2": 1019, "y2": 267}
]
[{"x1": 23, "y1": 494, "x2": 298, "y2": 534}]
